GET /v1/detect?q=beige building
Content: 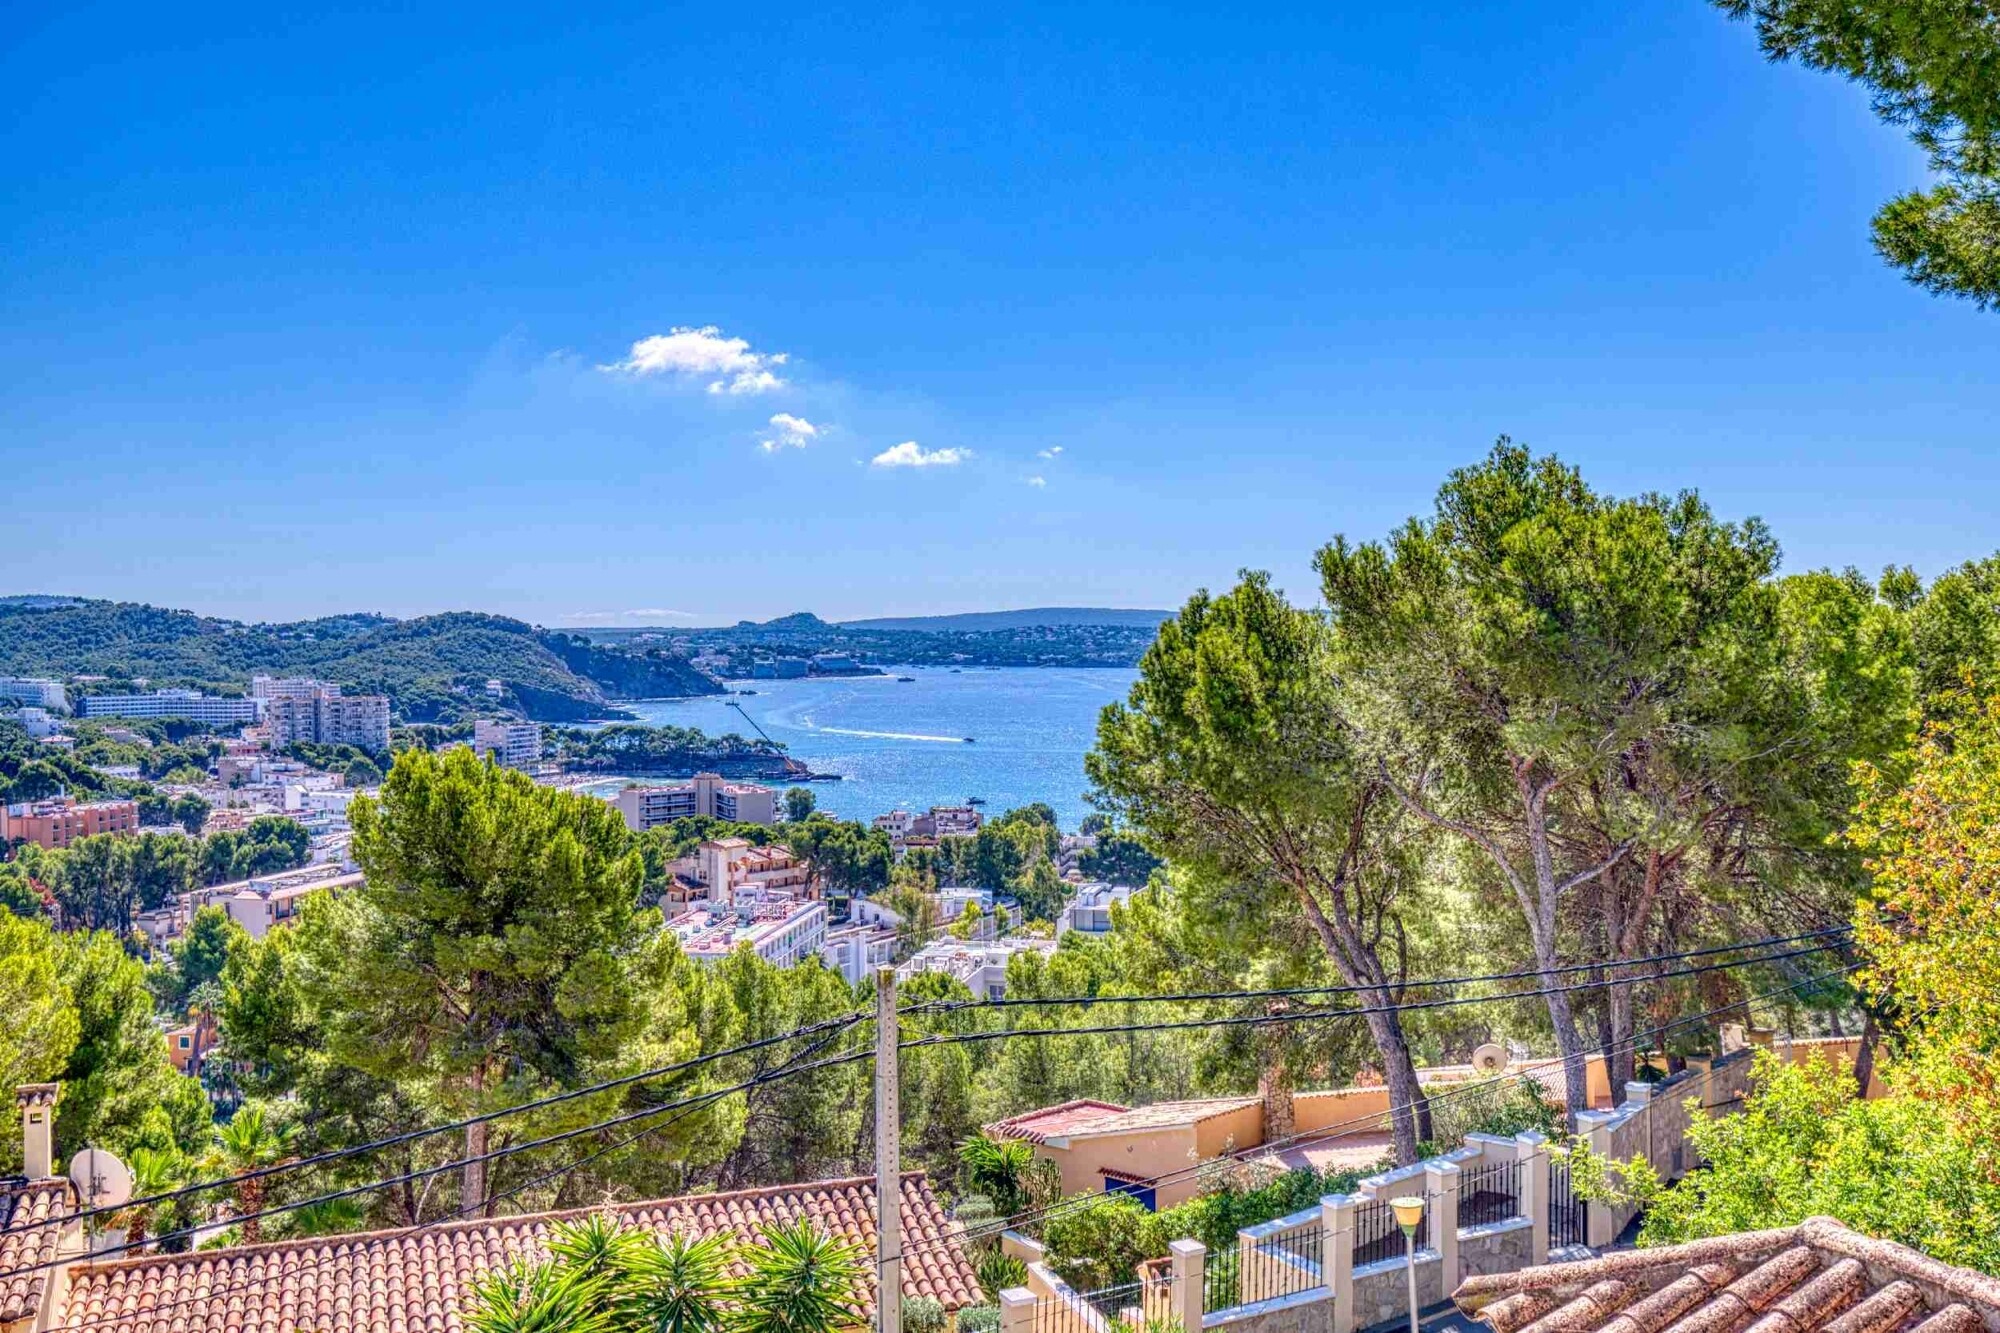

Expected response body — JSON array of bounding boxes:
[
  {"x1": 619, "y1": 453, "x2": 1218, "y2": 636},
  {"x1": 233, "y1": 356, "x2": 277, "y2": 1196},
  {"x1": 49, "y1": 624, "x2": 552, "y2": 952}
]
[
  {"x1": 0, "y1": 797, "x2": 139, "y2": 850},
  {"x1": 615, "y1": 773, "x2": 777, "y2": 829},
  {"x1": 263, "y1": 685, "x2": 390, "y2": 752},
  {"x1": 472, "y1": 719, "x2": 542, "y2": 768}
]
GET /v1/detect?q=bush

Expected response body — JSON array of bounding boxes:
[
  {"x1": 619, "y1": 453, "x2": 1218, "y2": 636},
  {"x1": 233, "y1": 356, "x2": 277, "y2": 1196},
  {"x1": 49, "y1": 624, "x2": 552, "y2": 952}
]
[
  {"x1": 956, "y1": 1306, "x2": 1000, "y2": 1333},
  {"x1": 903, "y1": 1297, "x2": 947, "y2": 1333},
  {"x1": 976, "y1": 1251, "x2": 1027, "y2": 1302}
]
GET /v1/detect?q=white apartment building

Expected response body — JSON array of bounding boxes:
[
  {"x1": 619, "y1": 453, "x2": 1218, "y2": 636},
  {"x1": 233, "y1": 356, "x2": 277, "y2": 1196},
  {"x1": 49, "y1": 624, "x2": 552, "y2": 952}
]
[
  {"x1": 472, "y1": 719, "x2": 542, "y2": 768},
  {"x1": 261, "y1": 683, "x2": 390, "y2": 752},
  {"x1": 1058, "y1": 881, "x2": 1138, "y2": 937},
  {"x1": 0, "y1": 678, "x2": 68, "y2": 712},
  {"x1": 76, "y1": 689, "x2": 262, "y2": 725},
  {"x1": 613, "y1": 772, "x2": 777, "y2": 830},
  {"x1": 9, "y1": 708, "x2": 58, "y2": 739},
  {"x1": 821, "y1": 924, "x2": 898, "y2": 985},
  {"x1": 668, "y1": 891, "x2": 828, "y2": 968},
  {"x1": 897, "y1": 936, "x2": 1056, "y2": 1000}
]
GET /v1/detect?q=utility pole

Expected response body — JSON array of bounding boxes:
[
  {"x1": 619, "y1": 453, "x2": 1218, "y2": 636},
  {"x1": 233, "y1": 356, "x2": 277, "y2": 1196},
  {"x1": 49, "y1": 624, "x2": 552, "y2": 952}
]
[{"x1": 875, "y1": 966, "x2": 902, "y2": 1333}]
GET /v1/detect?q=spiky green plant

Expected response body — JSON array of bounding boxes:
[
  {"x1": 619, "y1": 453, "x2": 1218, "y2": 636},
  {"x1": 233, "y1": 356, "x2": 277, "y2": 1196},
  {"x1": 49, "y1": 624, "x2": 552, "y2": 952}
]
[
  {"x1": 626, "y1": 1231, "x2": 736, "y2": 1333},
  {"x1": 464, "y1": 1257, "x2": 617, "y2": 1333},
  {"x1": 732, "y1": 1216, "x2": 867, "y2": 1333}
]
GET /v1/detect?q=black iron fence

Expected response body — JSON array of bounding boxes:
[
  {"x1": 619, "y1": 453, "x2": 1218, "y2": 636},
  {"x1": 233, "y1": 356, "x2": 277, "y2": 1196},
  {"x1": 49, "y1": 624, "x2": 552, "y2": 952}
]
[
  {"x1": 1352, "y1": 1195, "x2": 1428, "y2": 1268},
  {"x1": 1458, "y1": 1158, "x2": 1522, "y2": 1228},
  {"x1": 1548, "y1": 1155, "x2": 1586, "y2": 1250}
]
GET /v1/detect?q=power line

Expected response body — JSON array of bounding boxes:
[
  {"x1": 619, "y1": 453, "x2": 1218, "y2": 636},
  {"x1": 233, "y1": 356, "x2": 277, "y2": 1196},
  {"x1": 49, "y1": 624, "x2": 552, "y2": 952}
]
[
  {"x1": 0, "y1": 1007, "x2": 870, "y2": 1241},
  {"x1": 880, "y1": 959, "x2": 1866, "y2": 1267},
  {"x1": 42, "y1": 1019, "x2": 872, "y2": 1333},
  {"x1": 5, "y1": 1023, "x2": 874, "y2": 1279},
  {"x1": 895, "y1": 940, "x2": 1845, "y2": 1050},
  {"x1": 900, "y1": 926, "x2": 1852, "y2": 1013}
]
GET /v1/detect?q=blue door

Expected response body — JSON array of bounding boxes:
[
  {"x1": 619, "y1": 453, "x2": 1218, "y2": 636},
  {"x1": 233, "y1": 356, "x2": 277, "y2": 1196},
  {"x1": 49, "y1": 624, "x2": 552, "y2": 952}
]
[{"x1": 1106, "y1": 1178, "x2": 1157, "y2": 1211}]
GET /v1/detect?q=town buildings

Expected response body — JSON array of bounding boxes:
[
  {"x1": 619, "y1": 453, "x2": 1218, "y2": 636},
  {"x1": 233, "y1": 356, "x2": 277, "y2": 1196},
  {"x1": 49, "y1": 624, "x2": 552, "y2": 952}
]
[
  {"x1": 0, "y1": 677, "x2": 68, "y2": 712},
  {"x1": 667, "y1": 890, "x2": 829, "y2": 967},
  {"x1": 895, "y1": 935, "x2": 1056, "y2": 999},
  {"x1": 820, "y1": 922, "x2": 898, "y2": 984},
  {"x1": 9, "y1": 707, "x2": 58, "y2": 739},
  {"x1": 614, "y1": 773, "x2": 778, "y2": 830},
  {"x1": 873, "y1": 804, "x2": 983, "y2": 852},
  {"x1": 0, "y1": 796, "x2": 140, "y2": 850},
  {"x1": 259, "y1": 679, "x2": 390, "y2": 752},
  {"x1": 1057, "y1": 881, "x2": 1137, "y2": 937},
  {"x1": 472, "y1": 719, "x2": 542, "y2": 768},
  {"x1": 75, "y1": 689, "x2": 262, "y2": 725}
]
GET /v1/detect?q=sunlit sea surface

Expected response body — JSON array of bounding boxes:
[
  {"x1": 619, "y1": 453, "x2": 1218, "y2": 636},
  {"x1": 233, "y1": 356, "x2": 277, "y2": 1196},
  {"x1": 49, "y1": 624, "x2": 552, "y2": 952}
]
[{"x1": 592, "y1": 667, "x2": 1139, "y2": 828}]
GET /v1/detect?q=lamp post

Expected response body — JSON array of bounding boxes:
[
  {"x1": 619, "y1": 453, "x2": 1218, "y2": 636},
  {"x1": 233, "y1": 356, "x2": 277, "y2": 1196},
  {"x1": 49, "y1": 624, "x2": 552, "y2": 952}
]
[{"x1": 1391, "y1": 1195, "x2": 1427, "y2": 1333}]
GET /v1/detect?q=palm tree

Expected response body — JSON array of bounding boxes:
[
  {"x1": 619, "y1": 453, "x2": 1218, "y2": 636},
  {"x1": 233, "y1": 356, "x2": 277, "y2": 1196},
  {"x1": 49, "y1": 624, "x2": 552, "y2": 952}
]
[
  {"x1": 957, "y1": 1135, "x2": 1034, "y2": 1219},
  {"x1": 733, "y1": 1217, "x2": 866, "y2": 1333},
  {"x1": 209, "y1": 1103, "x2": 297, "y2": 1244},
  {"x1": 113, "y1": 1147, "x2": 185, "y2": 1253},
  {"x1": 281, "y1": 1197, "x2": 368, "y2": 1239}
]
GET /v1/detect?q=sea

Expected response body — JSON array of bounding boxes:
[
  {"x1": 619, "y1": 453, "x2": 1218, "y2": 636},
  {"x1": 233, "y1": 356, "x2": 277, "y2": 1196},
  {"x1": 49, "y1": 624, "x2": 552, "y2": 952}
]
[{"x1": 596, "y1": 666, "x2": 1139, "y2": 828}]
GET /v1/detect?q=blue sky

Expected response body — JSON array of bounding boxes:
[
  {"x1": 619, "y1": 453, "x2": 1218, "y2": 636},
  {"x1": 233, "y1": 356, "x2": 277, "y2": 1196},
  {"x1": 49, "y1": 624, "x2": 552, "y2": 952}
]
[{"x1": 4, "y1": 3, "x2": 1995, "y2": 626}]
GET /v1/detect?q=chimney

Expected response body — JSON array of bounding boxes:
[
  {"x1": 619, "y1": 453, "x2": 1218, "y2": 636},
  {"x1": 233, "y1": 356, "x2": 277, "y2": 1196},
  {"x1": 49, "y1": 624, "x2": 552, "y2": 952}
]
[{"x1": 18, "y1": 1084, "x2": 58, "y2": 1178}]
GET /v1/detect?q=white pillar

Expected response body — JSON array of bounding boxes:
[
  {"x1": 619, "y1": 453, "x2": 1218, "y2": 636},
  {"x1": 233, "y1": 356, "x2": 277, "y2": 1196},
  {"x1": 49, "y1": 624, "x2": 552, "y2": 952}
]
[
  {"x1": 875, "y1": 968, "x2": 901, "y2": 1333},
  {"x1": 1579, "y1": 1113, "x2": 1617, "y2": 1249},
  {"x1": 1235, "y1": 1227, "x2": 1258, "y2": 1306},
  {"x1": 1426, "y1": 1160, "x2": 1461, "y2": 1294},
  {"x1": 1325, "y1": 1194, "x2": 1358, "y2": 1333},
  {"x1": 1515, "y1": 1132, "x2": 1548, "y2": 1265},
  {"x1": 1000, "y1": 1288, "x2": 1036, "y2": 1333},
  {"x1": 1170, "y1": 1238, "x2": 1206, "y2": 1333}
]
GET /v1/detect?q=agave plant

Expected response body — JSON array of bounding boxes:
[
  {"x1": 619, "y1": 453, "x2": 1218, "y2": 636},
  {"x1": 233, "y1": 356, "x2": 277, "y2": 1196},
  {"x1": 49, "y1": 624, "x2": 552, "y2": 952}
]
[
  {"x1": 974, "y1": 1251, "x2": 1027, "y2": 1304},
  {"x1": 732, "y1": 1216, "x2": 867, "y2": 1333}
]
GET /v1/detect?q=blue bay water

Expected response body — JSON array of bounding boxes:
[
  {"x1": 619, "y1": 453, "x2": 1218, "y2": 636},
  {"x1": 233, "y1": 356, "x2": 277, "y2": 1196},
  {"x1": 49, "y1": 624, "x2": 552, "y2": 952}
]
[{"x1": 614, "y1": 667, "x2": 1138, "y2": 828}]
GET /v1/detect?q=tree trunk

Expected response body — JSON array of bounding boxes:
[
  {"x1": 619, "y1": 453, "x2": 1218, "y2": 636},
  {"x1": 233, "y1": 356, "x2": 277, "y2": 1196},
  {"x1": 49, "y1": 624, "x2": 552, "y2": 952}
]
[
  {"x1": 1853, "y1": 1008, "x2": 1880, "y2": 1101},
  {"x1": 1363, "y1": 1006, "x2": 1431, "y2": 1165},
  {"x1": 463, "y1": 1118, "x2": 489, "y2": 1219},
  {"x1": 1606, "y1": 978, "x2": 1636, "y2": 1093}
]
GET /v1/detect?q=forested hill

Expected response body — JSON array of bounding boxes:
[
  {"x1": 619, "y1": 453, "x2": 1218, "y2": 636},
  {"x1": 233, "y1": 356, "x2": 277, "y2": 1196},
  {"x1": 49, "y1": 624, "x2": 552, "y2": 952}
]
[
  {"x1": 838, "y1": 607, "x2": 1170, "y2": 632},
  {"x1": 571, "y1": 609, "x2": 1165, "y2": 668},
  {"x1": 0, "y1": 600, "x2": 722, "y2": 722}
]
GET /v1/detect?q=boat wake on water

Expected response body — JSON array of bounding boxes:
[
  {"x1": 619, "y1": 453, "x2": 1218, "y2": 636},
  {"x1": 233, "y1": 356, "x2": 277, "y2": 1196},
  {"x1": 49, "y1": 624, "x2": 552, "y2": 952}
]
[{"x1": 815, "y1": 726, "x2": 972, "y2": 743}]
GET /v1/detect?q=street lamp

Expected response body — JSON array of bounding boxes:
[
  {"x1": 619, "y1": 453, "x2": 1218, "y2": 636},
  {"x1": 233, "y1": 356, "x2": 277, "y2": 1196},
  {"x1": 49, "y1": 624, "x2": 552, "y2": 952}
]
[{"x1": 1391, "y1": 1195, "x2": 1427, "y2": 1333}]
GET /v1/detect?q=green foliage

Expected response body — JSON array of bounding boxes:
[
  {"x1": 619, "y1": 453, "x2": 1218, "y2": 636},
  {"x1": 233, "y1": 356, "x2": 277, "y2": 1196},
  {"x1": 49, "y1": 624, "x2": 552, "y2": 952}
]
[
  {"x1": 734, "y1": 1215, "x2": 868, "y2": 1333},
  {"x1": 1713, "y1": 0, "x2": 2000, "y2": 308},
  {"x1": 958, "y1": 1135, "x2": 1036, "y2": 1218},
  {"x1": 1583, "y1": 1054, "x2": 2000, "y2": 1275},
  {"x1": 198, "y1": 816, "x2": 311, "y2": 885},
  {"x1": 1076, "y1": 831, "x2": 1160, "y2": 887},
  {"x1": 1424, "y1": 1077, "x2": 1562, "y2": 1150},
  {"x1": 168, "y1": 906, "x2": 245, "y2": 1011},
  {"x1": 0, "y1": 914, "x2": 80, "y2": 1170},
  {"x1": 975, "y1": 1251, "x2": 1027, "y2": 1303},
  {"x1": 549, "y1": 724, "x2": 786, "y2": 775},
  {"x1": 466, "y1": 1256, "x2": 620, "y2": 1333},
  {"x1": 957, "y1": 1306, "x2": 1001, "y2": 1333},
  {"x1": 782, "y1": 788, "x2": 816, "y2": 822},
  {"x1": 901, "y1": 1297, "x2": 946, "y2": 1333},
  {"x1": 55, "y1": 929, "x2": 181, "y2": 1159}
]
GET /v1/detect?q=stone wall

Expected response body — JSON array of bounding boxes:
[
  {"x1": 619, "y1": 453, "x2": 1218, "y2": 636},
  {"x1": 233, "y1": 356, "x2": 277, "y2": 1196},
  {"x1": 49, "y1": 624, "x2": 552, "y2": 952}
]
[
  {"x1": 1459, "y1": 1220, "x2": 1533, "y2": 1279},
  {"x1": 1349, "y1": 1252, "x2": 1445, "y2": 1330},
  {"x1": 1204, "y1": 1290, "x2": 1335, "y2": 1333}
]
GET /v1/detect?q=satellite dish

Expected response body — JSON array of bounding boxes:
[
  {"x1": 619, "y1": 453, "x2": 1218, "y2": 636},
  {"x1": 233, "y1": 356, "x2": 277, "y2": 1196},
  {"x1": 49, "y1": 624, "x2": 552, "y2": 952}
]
[
  {"x1": 68, "y1": 1148, "x2": 133, "y2": 1211},
  {"x1": 1471, "y1": 1043, "x2": 1508, "y2": 1075}
]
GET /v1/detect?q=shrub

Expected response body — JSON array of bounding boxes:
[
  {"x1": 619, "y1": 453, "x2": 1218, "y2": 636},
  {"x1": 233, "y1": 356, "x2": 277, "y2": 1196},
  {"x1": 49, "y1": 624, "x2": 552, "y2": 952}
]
[
  {"x1": 975, "y1": 1251, "x2": 1028, "y2": 1302},
  {"x1": 903, "y1": 1297, "x2": 947, "y2": 1333},
  {"x1": 956, "y1": 1306, "x2": 1000, "y2": 1333}
]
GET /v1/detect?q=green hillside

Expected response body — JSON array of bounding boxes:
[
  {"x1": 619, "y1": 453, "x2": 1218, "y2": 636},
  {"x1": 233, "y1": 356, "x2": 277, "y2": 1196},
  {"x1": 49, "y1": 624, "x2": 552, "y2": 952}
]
[{"x1": 0, "y1": 600, "x2": 722, "y2": 722}]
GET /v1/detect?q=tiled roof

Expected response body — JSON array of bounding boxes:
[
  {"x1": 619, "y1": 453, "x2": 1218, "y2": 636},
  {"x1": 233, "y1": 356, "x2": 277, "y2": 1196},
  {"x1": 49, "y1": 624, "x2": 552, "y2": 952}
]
[
  {"x1": 987, "y1": 1096, "x2": 1265, "y2": 1144},
  {"x1": 1453, "y1": 1216, "x2": 2000, "y2": 1333},
  {"x1": 56, "y1": 1172, "x2": 977, "y2": 1333},
  {"x1": 0, "y1": 1178, "x2": 74, "y2": 1322},
  {"x1": 987, "y1": 1099, "x2": 1130, "y2": 1144}
]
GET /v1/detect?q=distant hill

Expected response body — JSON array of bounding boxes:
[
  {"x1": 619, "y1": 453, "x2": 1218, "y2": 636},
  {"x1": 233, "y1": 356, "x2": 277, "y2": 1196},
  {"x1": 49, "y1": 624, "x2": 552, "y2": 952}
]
[
  {"x1": 837, "y1": 607, "x2": 1170, "y2": 633},
  {"x1": 0, "y1": 599, "x2": 723, "y2": 722}
]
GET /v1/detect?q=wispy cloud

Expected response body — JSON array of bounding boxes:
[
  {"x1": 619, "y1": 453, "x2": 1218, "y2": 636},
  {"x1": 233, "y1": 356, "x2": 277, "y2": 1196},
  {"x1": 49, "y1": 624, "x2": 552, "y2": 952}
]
[
  {"x1": 871, "y1": 441, "x2": 970, "y2": 468},
  {"x1": 1037, "y1": 446, "x2": 1064, "y2": 459},
  {"x1": 600, "y1": 326, "x2": 789, "y2": 395},
  {"x1": 760, "y1": 413, "x2": 820, "y2": 452},
  {"x1": 1026, "y1": 475, "x2": 1047, "y2": 487},
  {"x1": 564, "y1": 608, "x2": 701, "y2": 623}
]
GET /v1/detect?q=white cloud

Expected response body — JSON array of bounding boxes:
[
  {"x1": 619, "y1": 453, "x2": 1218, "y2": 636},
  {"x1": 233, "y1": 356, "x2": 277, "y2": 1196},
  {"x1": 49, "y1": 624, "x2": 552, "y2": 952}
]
[
  {"x1": 1026, "y1": 475, "x2": 1047, "y2": 488},
  {"x1": 1037, "y1": 446, "x2": 1064, "y2": 459},
  {"x1": 600, "y1": 326, "x2": 789, "y2": 394},
  {"x1": 871, "y1": 441, "x2": 971, "y2": 468},
  {"x1": 760, "y1": 413, "x2": 820, "y2": 453}
]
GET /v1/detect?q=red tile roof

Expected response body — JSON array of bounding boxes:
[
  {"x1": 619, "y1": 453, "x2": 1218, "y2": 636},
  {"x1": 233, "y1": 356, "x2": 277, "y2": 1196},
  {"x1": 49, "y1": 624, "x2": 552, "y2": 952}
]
[
  {"x1": 0, "y1": 1178, "x2": 74, "y2": 1322},
  {"x1": 1453, "y1": 1217, "x2": 2000, "y2": 1333},
  {"x1": 986, "y1": 1099, "x2": 1129, "y2": 1144},
  {"x1": 55, "y1": 1172, "x2": 977, "y2": 1333}
]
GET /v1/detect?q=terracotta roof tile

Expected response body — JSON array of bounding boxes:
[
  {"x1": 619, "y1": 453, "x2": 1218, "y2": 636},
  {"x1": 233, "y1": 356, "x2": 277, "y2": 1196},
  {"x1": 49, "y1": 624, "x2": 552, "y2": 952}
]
[
  {"x1": 55, "y1": 1172, "x2": 976, "y2": 1333},
  {"x1": 1453, "y1": 1219, "x2": 2000, "y2": 1333},
  {"x1": 985, "y1": 1099, "x2": 1129, "y2": 1144},
  {"x1": 0, "y1": 1178, "x2": 73, "y2": 1321}
]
